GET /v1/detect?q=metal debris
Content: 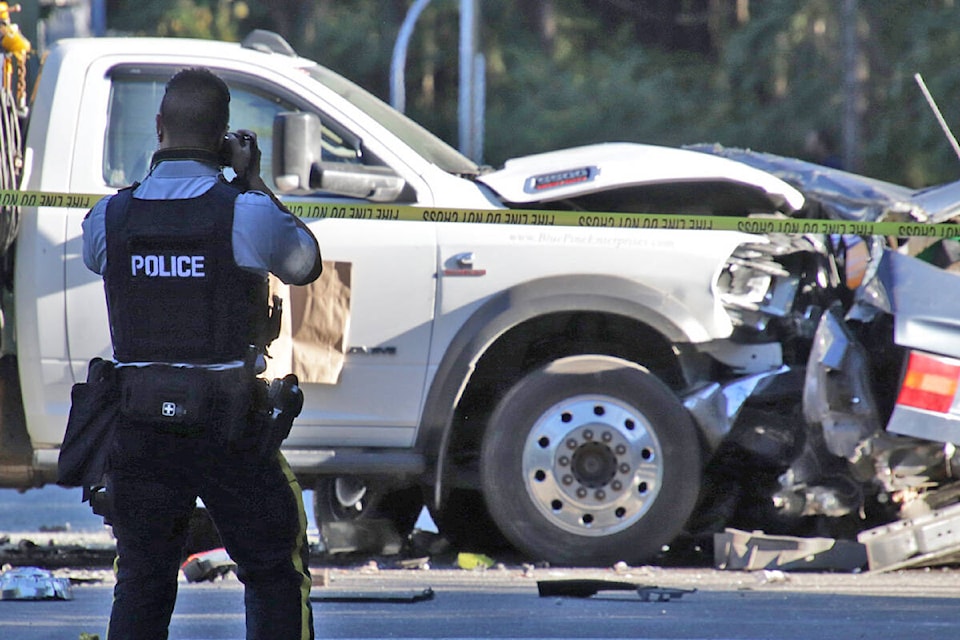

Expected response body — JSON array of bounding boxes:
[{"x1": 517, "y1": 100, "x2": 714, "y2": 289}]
[
  {"x1": 858, "y1": 501, "x2": 960, "y2": 572},
  {"x1": 714, "y1": 528, "x2": 867, "y2": 572},
  {"x1": 311, "y1": 586, "x2": 435, "y2": 603},
  {"x1": 536, "y1": 578, "x2": 695, "y2": 601}
]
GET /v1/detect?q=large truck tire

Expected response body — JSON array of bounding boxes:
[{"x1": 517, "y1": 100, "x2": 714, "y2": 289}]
[
  {"x1": 428, "y1": 487, "x2": 511, "y2": 555},
  {"x1": 480, "y1": 354, "x2": 702, "y2": 567}
]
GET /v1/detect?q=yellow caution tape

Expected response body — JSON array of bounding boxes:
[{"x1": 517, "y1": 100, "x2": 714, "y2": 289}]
[
  {"x1": 5, "y1": 188, "x2": 959, "y2": 239},
  {"x1": 0, "y1": 189, "x2": 99, "y2": 210}
]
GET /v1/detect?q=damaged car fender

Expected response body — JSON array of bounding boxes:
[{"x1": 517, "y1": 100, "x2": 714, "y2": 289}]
[{"x1": 802, "y1": 303, "x2": 882, "y2": 461}]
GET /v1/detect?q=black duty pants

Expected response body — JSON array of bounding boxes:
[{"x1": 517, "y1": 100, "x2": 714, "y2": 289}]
[{"x1": 105, "y1": 416, "x2": 314, "y2": 640}]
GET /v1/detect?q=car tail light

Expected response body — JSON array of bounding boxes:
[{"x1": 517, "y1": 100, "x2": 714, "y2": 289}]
[{"x1": 896, "y1": 351, "x2": 960, "y2": 414}]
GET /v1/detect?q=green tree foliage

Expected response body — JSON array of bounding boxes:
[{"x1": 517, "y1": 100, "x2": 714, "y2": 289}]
[{"x1": 104, "y1": 0, "x2": 960, "y2": 187}]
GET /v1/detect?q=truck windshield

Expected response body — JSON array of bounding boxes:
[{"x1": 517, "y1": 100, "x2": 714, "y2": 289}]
[{"x1": 306, "y1": 64, "x2": 481, "y2": 178}]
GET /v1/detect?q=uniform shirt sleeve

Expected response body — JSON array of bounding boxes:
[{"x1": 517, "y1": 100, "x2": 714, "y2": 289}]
[
  {"x1": 81, "y1": 195, "x2": 112, "y2": 275},
  {"x1": 232, "y1": 190, "x2": 321, "y2": 285}
]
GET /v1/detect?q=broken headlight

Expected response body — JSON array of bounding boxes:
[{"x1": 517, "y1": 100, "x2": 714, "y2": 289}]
[{"x1": 717, "y1": 243, "x2": 800, "y2": 332}]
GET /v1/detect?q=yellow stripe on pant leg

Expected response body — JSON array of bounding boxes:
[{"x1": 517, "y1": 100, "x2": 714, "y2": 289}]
[{"x1": 277, "y1": 451, "x2": 314, "y2": 640}]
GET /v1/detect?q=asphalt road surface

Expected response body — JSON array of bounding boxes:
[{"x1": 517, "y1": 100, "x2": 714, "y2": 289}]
[
  {"x1": 4, "y1": 563, "x2": 960, "y2": 639},
  {"x1": 3, "y1": 487, "x2": 960, "y2": 639}
]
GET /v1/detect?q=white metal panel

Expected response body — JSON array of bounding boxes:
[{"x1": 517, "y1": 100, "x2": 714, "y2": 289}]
[
  {"x1": 477, "y1": 142, "x2": 805, "y2": 211},
  {"x1": 430, "y1": 223, "x2": 757, "y2": 366}
]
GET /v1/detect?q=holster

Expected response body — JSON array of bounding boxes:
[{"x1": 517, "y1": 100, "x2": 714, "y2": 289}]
[{"x1": 236, "y1": 373, "x2": 304, "y2": 458}]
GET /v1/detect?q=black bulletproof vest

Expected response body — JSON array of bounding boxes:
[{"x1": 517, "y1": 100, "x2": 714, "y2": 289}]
[{"x1": 103, "y1": 182, "x2": 268, "y2": 364}]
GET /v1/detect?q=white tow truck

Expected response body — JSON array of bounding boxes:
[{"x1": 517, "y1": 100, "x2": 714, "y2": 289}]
[{"x1": 0, "y1": 30, "x2": 887, "y2": 567}]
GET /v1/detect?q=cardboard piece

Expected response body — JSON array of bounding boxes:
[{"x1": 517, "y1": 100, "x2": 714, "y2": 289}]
[{"x1": 265, "y1": 261, "x2": 351, "y2": 384}]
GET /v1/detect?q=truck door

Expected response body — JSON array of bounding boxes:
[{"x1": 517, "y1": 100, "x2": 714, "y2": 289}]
[{"x1": 64, "y1": 63, "x2": 437, "y2": 449}]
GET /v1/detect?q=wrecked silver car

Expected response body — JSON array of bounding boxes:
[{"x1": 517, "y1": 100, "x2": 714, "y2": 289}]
[{"x1": 685, "y1": 145, "x2": 960, "y2": 555}]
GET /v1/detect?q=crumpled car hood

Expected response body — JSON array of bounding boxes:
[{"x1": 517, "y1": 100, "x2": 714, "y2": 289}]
[
  {"x1": 686, "y1": 143, "x2": 921, "y2": 222},
  {"x1": 476, "y1": 142, "x2": 805, "y2": 213},
  {"x1": 688, "y1": 143, "x2": 960, "y2": 226}
]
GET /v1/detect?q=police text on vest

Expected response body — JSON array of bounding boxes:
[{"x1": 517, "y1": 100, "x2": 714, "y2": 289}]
[{"x1": 131, "y1": 255, "x2": 205, "y2": 277}]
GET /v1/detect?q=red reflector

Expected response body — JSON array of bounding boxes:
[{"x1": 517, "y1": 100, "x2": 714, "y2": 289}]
[{"x1": 896, "y1": 351, "x2": 960, "y2": 413}]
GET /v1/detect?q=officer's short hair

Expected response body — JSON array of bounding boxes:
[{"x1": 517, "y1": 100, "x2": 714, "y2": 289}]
[{"x1": 160, "y1": 68, "x2": 230, "y2": 148}]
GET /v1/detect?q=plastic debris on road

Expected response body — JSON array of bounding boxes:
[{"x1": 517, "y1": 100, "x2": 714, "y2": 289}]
[
  {"x1": 536, "y1": 578, "x2": 696, "y2": 601},
  {"x1": 456, "y1": 552, "x2": 495, "y2": 570},
  {"x1": 180, "y1": 548, "x2": 236, "y2": 582},
  {"x1": 0, "y1": 566, "x2": 73, "y2": 600}
]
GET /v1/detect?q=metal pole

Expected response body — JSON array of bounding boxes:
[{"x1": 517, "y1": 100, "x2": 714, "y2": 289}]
[
  {"x1": 390, "y1": 0, "x2": 433, "y2": 113},
  {"x1": 841, "y1": 0, "x2": 860, "y2": 172},
  {"x1": 459, "y1": 0, "x2": 477, "y2": 160},
  {"x1": 472, "y1": 52, "x2": 485, "y2": 164},
  {"x1": 91, "y1": 0, "x2": 107, "y2": 37}
]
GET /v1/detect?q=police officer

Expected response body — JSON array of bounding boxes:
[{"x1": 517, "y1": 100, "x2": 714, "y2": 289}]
[{"x1": 82, "y1": 67, "x2": 320, "y2": 640}]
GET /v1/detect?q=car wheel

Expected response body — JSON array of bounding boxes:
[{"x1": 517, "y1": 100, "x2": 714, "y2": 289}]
[
  {"x1": 480, "y1": 354, "x2": 702, "y2": 567},
  {"x1": 314, "y1": 476, "x2": 422, "y2": 553}
]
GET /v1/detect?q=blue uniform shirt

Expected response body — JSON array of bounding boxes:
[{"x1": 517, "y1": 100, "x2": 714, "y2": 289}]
[{"x1": 82, "y1": 158, "x2": 320, "y2": 285}]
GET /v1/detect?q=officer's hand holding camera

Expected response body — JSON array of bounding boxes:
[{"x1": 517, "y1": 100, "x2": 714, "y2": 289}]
[
  {"x1": 221, "y1": 128, "x2": 262, "y2": 189},
  {"x1": 222, "y1": 129, "x2": 302, "y2": 223}
]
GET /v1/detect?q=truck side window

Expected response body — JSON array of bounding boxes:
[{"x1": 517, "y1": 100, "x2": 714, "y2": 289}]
[
  {"x1": 105, "y1": 69, "x2": 352, "y2": 189},
  {"x1": 104, "y1": 76, "x2": 164, "y2": 187}
]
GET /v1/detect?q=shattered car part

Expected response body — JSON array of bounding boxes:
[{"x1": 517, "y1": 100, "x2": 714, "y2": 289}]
[
  {"x1": 683, "y1": 145, "x2": 960, "y2": 551},
  {"x1": 687, "y1": 144, "x2": 919, "y2": 223},
  {"x1": 180, "y1": 548, "x2": 236, "y2": 583},
  {"x1": 637, "y1": 586, "x2": 697, "y2": 602},
  {"x1": 714, "y1": 528, "x2": 866, "y2": 572},
  {"x1": 311, "y1": 587, "x2": 435, "y2": 603},
  {"x1": 536, "y1": 579, "x2": 696, "y2": 601},
  {"x1": 803, "y1": 303, "x2": 881, "y2": 461},
  {"x1": 858, "y1": 501, "x2": 960, "y2": 572},
  {"x1": 0, "y1": 566, "x2": 73, "y2": 600},
  {"x1": 537, "y1": 579, "x2": 639, "y2": 598}
]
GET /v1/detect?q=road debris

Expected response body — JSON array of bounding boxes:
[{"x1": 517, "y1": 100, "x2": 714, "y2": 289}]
[
  {"x1": 359, "y1": 560, "x2": 380, "y2": 574},
  {"x1": 456, "y1": 552, "x2": 495, "y2": 570},
  {"x1": 536, "y1": 578, "x2": 695, "y2": 601},
  {"x1": 637, "y1": 586, "x2": 697, "y2": 602},
  {"x1": 0, "y1": 566, "x2": 73, "y2": 600},
  {"x1": 858, "y1": 501, "x2": 960, "y2": 572},
  {"x1": 321, "y1": 518, "x2": 404, "y2": 556},
  {"x1": 714, "y1": 528, "x2": 867, "y2": 572},
  {"x1": 0, "y1": 530, "x2": 116, "y2": 568},
  {"x1": 755, "y1": 569, "x2": 790, "y2": 585},
  {"x1": 311, "y1": 586, "x2": 435, "y2": 603},
  {"x1": 180, "y1": 548, "x2": 235, "y2": 583},
  {"x1": 397, "y1": 556, "x2": 430, "y2": 570}
]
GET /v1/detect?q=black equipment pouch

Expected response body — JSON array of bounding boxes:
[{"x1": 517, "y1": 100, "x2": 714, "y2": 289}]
[
  {"x1": 57, "y1": 358, "x2": 119, "y2": 489},
  {"x1": 118, "y1": 365, "x2": 213, "y2": 427}
]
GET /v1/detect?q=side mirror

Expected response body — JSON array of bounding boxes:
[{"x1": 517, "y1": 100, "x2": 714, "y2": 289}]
[
  {"x1": 272, "y1": 112, "x2": 407, "y2": 202},
  {"x1": 273, "y1": 111, "x2": 322, "y2": 194}
]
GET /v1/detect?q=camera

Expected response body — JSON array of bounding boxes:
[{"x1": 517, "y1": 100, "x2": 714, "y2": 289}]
[{"x1": 218, "y1": 131, "x2": 255, "y2": 168}]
